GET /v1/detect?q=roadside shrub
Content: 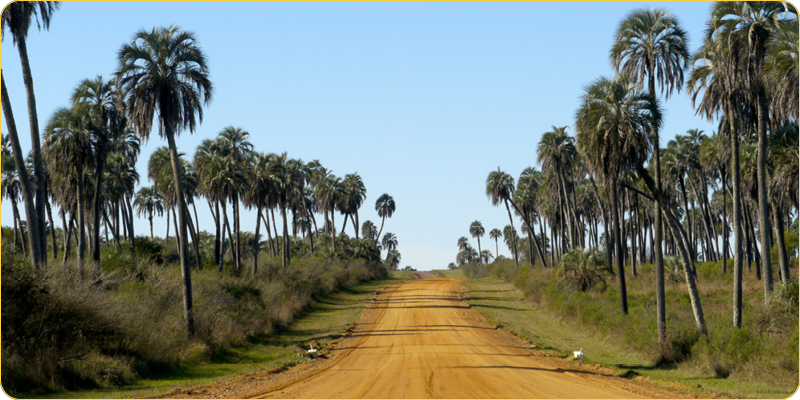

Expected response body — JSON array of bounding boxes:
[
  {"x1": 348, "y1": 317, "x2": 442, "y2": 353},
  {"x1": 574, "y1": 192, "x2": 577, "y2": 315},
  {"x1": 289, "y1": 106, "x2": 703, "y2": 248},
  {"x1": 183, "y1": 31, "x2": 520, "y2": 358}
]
[{"x1": 557, "y1": 248, "x2": 612, "y2": 292}]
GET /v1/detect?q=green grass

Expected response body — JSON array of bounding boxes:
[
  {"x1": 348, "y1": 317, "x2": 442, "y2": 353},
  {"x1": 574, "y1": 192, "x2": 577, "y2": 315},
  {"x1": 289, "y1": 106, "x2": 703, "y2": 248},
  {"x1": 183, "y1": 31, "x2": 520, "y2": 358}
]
[
  {"x1": 460, "y1": 276, "x2": 796, "y2": 399},
  {"x1": 430, "y1": 269, "x2": 466, "y2": 279},
  {"x1": 38, "y1": 270, "x2": 413, "y2": 399}
]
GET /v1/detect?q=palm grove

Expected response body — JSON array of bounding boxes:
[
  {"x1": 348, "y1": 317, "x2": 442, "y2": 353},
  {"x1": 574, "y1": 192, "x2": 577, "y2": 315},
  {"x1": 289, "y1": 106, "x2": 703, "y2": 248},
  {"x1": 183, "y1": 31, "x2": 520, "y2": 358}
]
[
  {"x1": 455, "y1": 3, "x2": 797, "y2": 344},
  {"x1": 2, "y1": 3, "x2": 400, "y2": 340}
]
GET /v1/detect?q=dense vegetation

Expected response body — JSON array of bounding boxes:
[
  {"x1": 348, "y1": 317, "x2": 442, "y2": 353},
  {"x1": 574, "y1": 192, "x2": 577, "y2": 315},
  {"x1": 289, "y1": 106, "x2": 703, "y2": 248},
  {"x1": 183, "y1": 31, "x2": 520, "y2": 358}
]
[
  {"x1": 483, "y1": 258, "x2": 798, "y2": 391},
  {"x1": 1, "y1": 2, "x2": 404, "y2": 395},
  {"x1": 454, "y1": 2, "x2": 798, "y2": 345}
]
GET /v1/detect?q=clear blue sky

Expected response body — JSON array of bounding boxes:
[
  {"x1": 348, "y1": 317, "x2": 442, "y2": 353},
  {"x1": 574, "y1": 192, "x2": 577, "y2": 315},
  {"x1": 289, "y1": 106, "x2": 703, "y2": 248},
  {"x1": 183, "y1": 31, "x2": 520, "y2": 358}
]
[{"x1": 1, "y1": 1, "x2": 718, "y2": 271}]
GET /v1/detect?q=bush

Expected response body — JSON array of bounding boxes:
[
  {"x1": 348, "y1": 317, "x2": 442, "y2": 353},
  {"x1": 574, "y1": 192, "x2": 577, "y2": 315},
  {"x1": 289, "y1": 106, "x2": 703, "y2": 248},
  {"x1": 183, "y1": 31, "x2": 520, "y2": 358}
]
[{"x1": 558, "y1": 248, "x2": 613, "y2": 292}]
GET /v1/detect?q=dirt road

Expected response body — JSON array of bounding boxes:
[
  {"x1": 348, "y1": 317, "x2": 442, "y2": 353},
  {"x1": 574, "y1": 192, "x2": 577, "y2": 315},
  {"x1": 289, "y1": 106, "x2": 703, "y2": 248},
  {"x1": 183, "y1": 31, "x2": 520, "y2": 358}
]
[{"x1": 157, "y1": 278, "x2": 691, "y2": 399}]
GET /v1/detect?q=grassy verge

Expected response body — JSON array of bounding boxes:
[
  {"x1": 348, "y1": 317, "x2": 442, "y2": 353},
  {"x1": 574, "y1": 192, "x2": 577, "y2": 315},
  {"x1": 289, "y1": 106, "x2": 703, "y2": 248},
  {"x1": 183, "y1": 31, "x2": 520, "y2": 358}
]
[
  {"x1": 34, "y1": 270, "x2": 414, "y2": 399},
  {"x1": 432, "y1": 269, "x2": 466, "y2": 279},
  {"x1": 456, "y1": 275, "x2": 796, "y2": 399}
]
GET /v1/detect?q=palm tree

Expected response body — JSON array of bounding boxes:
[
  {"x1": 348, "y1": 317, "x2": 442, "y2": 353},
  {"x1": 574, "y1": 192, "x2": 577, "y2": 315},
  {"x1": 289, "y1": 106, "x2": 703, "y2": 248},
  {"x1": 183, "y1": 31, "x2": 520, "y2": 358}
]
[
  {"x1": 375, "y1": 193, "x2": 395, "y2": 240},
  {"x1": 611, "y1": 6, "x2": 689, "y2": 342},
  {"x1": 134, "y1": 186, "x2": 164, "y2": 238},
  {"x1": 707, "y1": 1, "x2": 796, "y2": 300},
  {"x1": 516, "y1": 167, "x2": 549, "y2": 266},
  {"x1": 43, "y1": 105, "x2": 93, "y2": 274},
  {"x1": 480, "y1": 249, "x2": 493, "y2": 265},
  {"x1": 361, "y1": 220, "x2": 378, "y2": 241},
  {"x1": 488, "y1": 228, "x2": 502, "y2": 260},
  {"x1": 537, "y1": 126, "x2": 579, "y2": 249},
  {"x1": 469, "y1": 221, "x2": 485, "y2": 260},
  {"x1": 688, "y1": 26, "x2": 749, "y2": 328},
  {"x1": 316, "y1": 174, "x2": 342, "y2": 252},
  {"x1": 341, "y1": 173, "x2": 367, "y2": 238},
  {"x1": 575, "y1": 74, "x2": 653, "y2": 316},
  {"x1": 766, "y1": 19, "x2": 798, "y2": 122},
  {"x1": 382, "y1": 232, "x2": 398, "y2": 261},
  {"x1": 116, "y1": 25, "x2": 213, "y2": 336},
  {"x1": 215, "y1": 126, "x2": 253, "y2": 270},
  {"x1": 457, "y1": 236, "x2": 470, "y2": 252},
  {"x1": 2, "y1": 135, "x2": 25, "y2": 253},
  {"x1": 2, "y1": 1, "x2": 61, "y2": 267},
  {"x1": 72, "y1": 75, "x2": 121, "y2": 271},
  {"x1": 576, "y1": 74, "x2": 706, "y2": 334},
  {"x1": 486, "y1": 168, "x2": 520, "y2": 268}
]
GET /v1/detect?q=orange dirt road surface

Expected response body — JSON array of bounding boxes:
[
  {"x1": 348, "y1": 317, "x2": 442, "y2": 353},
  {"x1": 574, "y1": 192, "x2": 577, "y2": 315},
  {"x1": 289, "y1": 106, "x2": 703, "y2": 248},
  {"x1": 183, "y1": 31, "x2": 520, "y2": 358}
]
[{"x1": 155, "y1": 278, "x2": 697, "y2": 399}]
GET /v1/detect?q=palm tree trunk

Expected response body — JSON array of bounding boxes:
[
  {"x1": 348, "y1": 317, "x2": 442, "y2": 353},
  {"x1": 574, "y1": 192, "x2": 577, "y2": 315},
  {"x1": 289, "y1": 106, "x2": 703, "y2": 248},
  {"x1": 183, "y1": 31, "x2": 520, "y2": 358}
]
[
  {"x1": 331, "y1": 209, "x2": 336, "y2": 253},
  {"x1": 688, "y1": 178, "x2": 715, "y2": 262},
  {"x1": 219, "y1": 204, "x2": 228, "y2": 273},
  {"x1": 636, "y1": 164, "x2": 707, "y2": 335},
  {"x1": 149, "y1": 215, "x2": 154, "y2": 238},
  {"x1": 611, "y1": 177, "x2": 628, "y2": 315},
  {"x1": 744, "y1": 203, "x2": 761, "y2": 280},
  {"x1": 755, "y1": 88, "x2": 773, "y2": 300},
  {"x1": 722, "y1": 169, "x2": 728, "y2": 274},
  {"x1": 234, "y1": 193, "x2": 241, "y2": 272},
  {"x1": 63, "y1": 213, "x2": 75, "y2": 266},
  {"x1": 773, "y1": 204, "x2": 789, "y2": 283},
  {"x1": 377, "y1": 216, "x2": 386, "y2": 242},
  {"x1": 165, "y1": 130, "x2": 194, "y2": 337},
  {"x1": 15, "y1": 36, "x2": 48, "y2": 267},
  {"x1": 128, "y1": 195, "x2": 136, "y2": 246},
  {"x1": 59, "y1": 207, "x2": 68, "y2": 259},
  {"x1": 77, "y1": 173, "x2": 86, "y2": 277},
  {"x1": 92, "y1": 150, "x2": 107, "y2": 273},
  {"x1": 262, "y1": 210, "x2": 274, "y2": 256},
  {"x1": 165, "y1": 208, "x2": 170, "y2": 245},
  {"x1": 281, "y1": 205, "x2": 290, "y2": 268},
  {"x1": 678, "y1": 176, "x2": 695, "y2": 262},
  {"x1": 271, "y1": 207, "x2": 280, "y2": 256},
  {"x1": 1, "y1": 71, "x2": 41, "y2": 268},
  {"x1": 648, "y1": 70, "x2": 667, "y2": 343},
  {"x1": 254, "y1": 204, "x2": 262, "y2": 274},
  {"x1": 503, "y1": 200, "x2": 519, "y2": 269},
  {"x1": 46, "y1": 194, "x2": 57, "y2": 260},
  {"x1": 12, "y1": 198, "x2": 20, "y2": 249}
]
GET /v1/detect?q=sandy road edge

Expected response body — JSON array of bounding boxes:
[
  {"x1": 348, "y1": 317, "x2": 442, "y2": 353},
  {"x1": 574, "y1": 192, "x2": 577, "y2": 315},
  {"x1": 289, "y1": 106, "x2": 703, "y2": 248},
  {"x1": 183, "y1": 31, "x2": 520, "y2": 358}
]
[{"x1": 149, "y1": 281, "x2": 408, "y2": 399}]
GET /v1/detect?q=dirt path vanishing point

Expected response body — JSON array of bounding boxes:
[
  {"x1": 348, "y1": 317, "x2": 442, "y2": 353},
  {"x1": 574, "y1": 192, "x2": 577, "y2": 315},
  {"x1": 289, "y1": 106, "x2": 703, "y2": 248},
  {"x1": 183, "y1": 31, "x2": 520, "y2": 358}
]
[{"x1": 155, "y1": 278, "x2": 696, "y2": 399}]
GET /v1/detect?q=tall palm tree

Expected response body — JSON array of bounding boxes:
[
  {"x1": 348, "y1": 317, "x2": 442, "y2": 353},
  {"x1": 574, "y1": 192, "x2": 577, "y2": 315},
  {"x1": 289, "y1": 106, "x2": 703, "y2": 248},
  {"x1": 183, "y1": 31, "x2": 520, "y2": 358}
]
[
  {"x1": 610, "y1": 7, "x2": 689, "y2": 342},
  {"x1": 575, "y1": 74, "x2": 654, "y2": 316},
  {"x1": 486, "y1": 168, "x2": 519, "y2": 269},
  {"x1": 576, "y1": 74, "x2": 706, "y2": 334},
  {"x1": 215, "y1": 126, "x2": 253, "y2": 270},
  {"x1": 2, "y1": 1, "x2": 61, "y2": 266},
  {"x1": 469, "y1": 221, "x2": 485, "y2": 260},
  {"x1": 489, "y1": 228, "x2": 502, "y2": 260},
  {"x1": 134, "y1": 186, "x2": 164, "y2": 238},
  {"x1": 316, "y1": 174, "x2": 342, "y2": 252},
  {"x1": 537, "y1": 126, "x2": 579, "y2": 248},
  {"x1": 43, "y1": 105, "x2": 93, "y2": 274},
  {"x1": 707, "y1": 1, "x2": 796, "y2": 300},
  {"x1": 116, "y1": 25, "x2": 213, "y2": 336},
  {"x1": 72, "y1": 75, "x2": 120, "y2": 272},
  {"x1": 342, "y1": 173, "x2": 367, "y2": 238},
  {"x1": 1, "y1": 73, "x2": 42, "y2": 267},
  {"x1": 375, "y1": 193, "x2": 395, "y2": 240},
  {"x1": 689, "y1": 29, "x2": 749, "y2": 328},
  {"x1": 2, "y1": 135, "x2": 25, "y2": 253},
  {"x1": 382, "y1": 232, "x2": 398, "y2": 262},
  {"x1": 766, "y1": 19, "x2": 798, "y2": 122}
]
